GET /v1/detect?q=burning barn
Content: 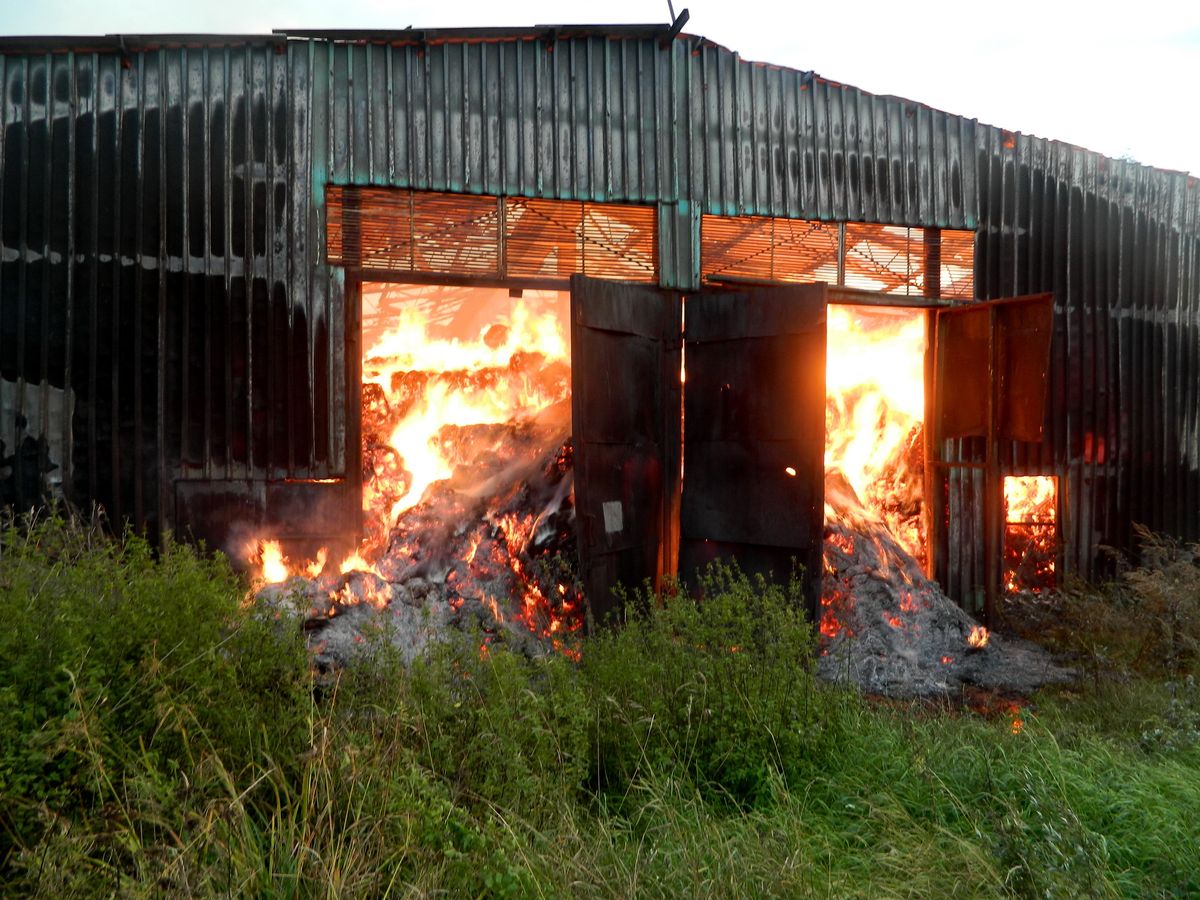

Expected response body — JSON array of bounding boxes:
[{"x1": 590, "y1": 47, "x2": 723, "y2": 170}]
[{"x1": 1, "y1": 22, "x2": 1198, "y2": 645}]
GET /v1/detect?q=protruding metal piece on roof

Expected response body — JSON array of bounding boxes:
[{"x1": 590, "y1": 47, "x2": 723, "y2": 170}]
[{"x1": 663, "y1": 8, "x2": 690, "y2": 46}]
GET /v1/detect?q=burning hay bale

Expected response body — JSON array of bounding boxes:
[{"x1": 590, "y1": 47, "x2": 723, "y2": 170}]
[
  {"x1": 248, "y1": 430, "x2": 582, "y2": 672},
  {"x1": 819, "y1": 473, "x2": 1074, "y2": 697},
  {"x1": 246, "y1": 293, "x2": 584, "y2": 670}
]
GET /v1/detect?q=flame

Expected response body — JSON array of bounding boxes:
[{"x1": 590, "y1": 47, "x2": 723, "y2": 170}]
[
  {"x1": 305, "y1": 548, "x2": 328, "y2": 578},
  {"x1": 255, "y1": 540, "x2": 289, "y2": 584},
  {"x1": 1010, "y1": 713, "x2": 1025, "y2": 735},
  {"x1": 819, "y1": 306, "x2": 927, "y2": 640},
  {"x1": 364, "y1": 299, "x2": 569, "y2": 520},
  {"x1": 247, "y1": 286, "x2": 582, "y2": 653},
  {"x1": 1004, "y1": 475, "x2": 1056, "y2": 523},
  {"x1": 824, "y1": 306, "x2": 927, "y2": 561},
  {"x1": 1003, "y1": 475, "x2": 1057, "y2": 594},
  {"x1": 340, "y1": 550, "x2": 373, "y2": 575},
  {"x1": 967, "y1": 625, "x2": 989, "y2": 649}
]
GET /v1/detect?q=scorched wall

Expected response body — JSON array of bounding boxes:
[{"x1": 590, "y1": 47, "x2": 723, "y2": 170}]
[{"x1": 0, "y1": 26, "x2": 1197, "y2": 592}]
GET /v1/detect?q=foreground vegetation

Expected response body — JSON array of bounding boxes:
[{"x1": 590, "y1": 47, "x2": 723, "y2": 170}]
[{"x1": 1, "y1": 515, "x2": 1198, "y2": 897}]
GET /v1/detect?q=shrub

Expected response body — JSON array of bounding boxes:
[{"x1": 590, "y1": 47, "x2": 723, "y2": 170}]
[
  {"x1": 0, "y1": 512, "x2": 311, "y2": 880},
  {"x1": 1003, "y1": 525, "x2": 1200, "y2": 680},
  {"x1": 401, "y1": 631, "x2": 590, "y2": 829},
  {"x1": 581, "y1": 563, "x2": 828, "y2": 807}
]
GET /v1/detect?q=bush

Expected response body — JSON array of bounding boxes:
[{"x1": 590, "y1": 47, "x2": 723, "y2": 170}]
[
  {"x1": 4, "y1": 514, "x2": 1199, "y2": 896},
  {"x1": 581, "y1": 563, "x2": 829, "y2": 807},
  {"x1": 401, "y1": 631, "x2": 589, "y2": 828},
  {"x1": 0, "y1": 512, "x2": 311, "y2": 884},
  {"x1": 1003, "y1": 525, "x2": 1200, "y2": 680}
]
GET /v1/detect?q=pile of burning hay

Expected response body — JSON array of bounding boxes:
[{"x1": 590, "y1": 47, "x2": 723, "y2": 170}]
[
  {"x1": 818, "y1": 473, "x2": 1073, "y2": 697},
  {"x1": 250, "y1": 293, "x2": 583, "y2": 669}
]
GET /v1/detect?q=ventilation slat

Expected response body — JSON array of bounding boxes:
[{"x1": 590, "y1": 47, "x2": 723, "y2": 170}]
[
  {"x1": 701, "y1": 213, "x2": 974, "y2": 299},
  {"x1": 327, "y1": 186, "x2": 657, "y2": 283}
]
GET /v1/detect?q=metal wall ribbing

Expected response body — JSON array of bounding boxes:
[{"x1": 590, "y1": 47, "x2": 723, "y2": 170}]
[{"x1": 1, "y1": 30, "x2": 1197, "y2": 580}]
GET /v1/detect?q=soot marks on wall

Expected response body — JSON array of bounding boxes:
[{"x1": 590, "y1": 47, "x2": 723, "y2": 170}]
[{"x1": 0, "y1": 29, "x2": 1197, "y2": 592}]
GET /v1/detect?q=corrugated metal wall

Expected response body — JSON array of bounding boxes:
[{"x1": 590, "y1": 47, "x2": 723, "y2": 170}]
[
  {"x1": 974, "y1": 134, "x2": 1200, "y2": 578},
  {"x1": 0, "y1": 39, "x2": 348, "y2": 545},
  {"x1": 1, "y1": 29, "x2": 1197, "y2": 582}
]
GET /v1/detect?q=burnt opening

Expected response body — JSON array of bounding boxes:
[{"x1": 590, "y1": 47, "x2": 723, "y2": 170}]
[
  {"x1": 1003, "y1": 474, "x2": 1059, "y2": 595},
  {"x1": 356, "y1": 282, "x2": 582, "y2": 641},
  {"x1": 824, "y1": 304, "x2": 929, "y2": 569}
]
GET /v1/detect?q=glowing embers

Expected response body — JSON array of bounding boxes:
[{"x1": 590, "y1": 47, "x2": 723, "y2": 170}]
[
  {"x1": 824, "y1": 304, "x2": 928, "y2": 565},
  {"x1": 1003, "y1": 475, "x2": 1058, "y2": 595}
]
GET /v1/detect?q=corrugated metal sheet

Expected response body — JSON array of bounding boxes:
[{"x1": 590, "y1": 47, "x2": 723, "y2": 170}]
[
  {"x1": 1, "y1": 28, "x2": 1198, "y2": 586},
  {"x1": 971, "y1": 134, "x2": 1200, "y2": 582},
  {"x1": 683, "y1": 51, "x2": 977, "y2": 228},
  {"x1": 0, "y1": 42, "x2": 348, "y2": 545}
]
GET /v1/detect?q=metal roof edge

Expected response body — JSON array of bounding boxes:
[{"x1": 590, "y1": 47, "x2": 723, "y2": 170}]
[{"x1": 0, "y1": 33, "x2": 286, "y2": 53}]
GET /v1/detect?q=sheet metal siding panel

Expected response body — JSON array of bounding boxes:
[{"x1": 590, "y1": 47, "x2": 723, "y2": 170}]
[
  {"x1": 971, "y1": 127, "x2": 1200, "y2": 582},
  {"x1": 686, "y1": 47, "x2": 976, "y2": 229},
  {"x1": 308, "y1": 37, "x2": 690, "y2": 287},
  {"x1": 317, "y1": 38, "x2": 672, "y2": 203},
  {"x1": 0, "y1": 43, "x2": 346, "y2": 540}
]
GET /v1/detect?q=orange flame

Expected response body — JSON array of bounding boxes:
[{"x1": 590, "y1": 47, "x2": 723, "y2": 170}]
[
  {"x1": 305, "y1": 548, "x2": 328, "y2": 578},
  {"x1": 824, "y1": 306, "x2": 927, "y2": 561},
  {"x1": 968, "y1": 625, "x2": 989, "y2": 649},
  {"x1": 340, "y1": 550, "x2": 373, "y2": 575},
  {"x1": 255, "y1": 540, "x2": 289, "y2": 584},
  {"x1": 364, "y1": 298, "x2": 569, "y2": 521},
  {"x1": 1003, "y1": 475, "x2": 1057, "y2": 594},
  {"x1": 1004, "y1": 475, "x2": 1056, "y2": 524}
]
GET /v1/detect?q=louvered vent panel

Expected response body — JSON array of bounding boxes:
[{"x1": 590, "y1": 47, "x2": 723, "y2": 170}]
[
  {"x1": 504, "y1": 197, "x2": 586, "y2": 278},
  {"x1": 579, "y1": 202, "x2": 659, "y2": 281},
  {"x1": 843, "y1": 223, "x2": 925, "y2": 295},
  {"x1": 327, "y1": 187, "x2": 501, "y2": 275},
  {"x1": 771, "y1": 218, "x2": 840, "y2": 283},
  {"x1": 703, "y1": 215, "x2": 976, "y2": 299},
  {"x1": 504, "y1": 198, "x2": 658, "y2": 281},
  {"x1": 327, "y1": 187, "x2": 657, "y2": 282},
  {"x1": 702, "y1": 215, "x2": 840, "y2": 283},
  {"x1": 939, "y1": 229, "x2": 976, "y2": 299},
  {"x1": 409, "y1": 193, "x2": 501, "y2": 274}
]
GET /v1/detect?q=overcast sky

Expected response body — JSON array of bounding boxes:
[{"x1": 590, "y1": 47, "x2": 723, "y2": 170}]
[{"x1": 4, "y1": 0, "x2": 1198, "y2": 175}]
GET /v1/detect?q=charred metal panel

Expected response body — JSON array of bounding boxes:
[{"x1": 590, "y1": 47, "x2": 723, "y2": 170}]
[
  {"x1": 935, "y1": 294, "x2": 1053, "y2": 443},
  {"x1": 687, "y1": 45, "x2": 976, "y2": 229},
  {"x1": 0, "y1": 43, "x2": 353, "y2": 552},
  {"x1": 679, "y1": 284, "x2": 826, "y2": 616},
  {"x1": 996, "y1": 295, "x2": 1054, "y2": 442},
  {"x1": 570, "y1": 275, "x2": 681, "y2": 624},
  {"x1": 932, "y1": 294, "x2": 1055, "y2": 618},
  {"x1": 973, "y1": 129, "x2": 1200, "y2": 581},
  {"x1": 935, "y1": 305, "x2": 990, "y2": 439},
  {"x1": 174, "y1": 478, "x2": 358, "y2": 562}
]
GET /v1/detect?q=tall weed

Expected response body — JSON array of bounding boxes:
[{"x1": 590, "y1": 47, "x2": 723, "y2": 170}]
[{"x1": 582, "y1": 563, "x2": 829, "y2": 807}]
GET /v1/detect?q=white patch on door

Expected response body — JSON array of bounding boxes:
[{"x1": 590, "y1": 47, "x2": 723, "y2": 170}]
[{"x1": 602, "y1": 500, "x2": 624, "y2": 534}]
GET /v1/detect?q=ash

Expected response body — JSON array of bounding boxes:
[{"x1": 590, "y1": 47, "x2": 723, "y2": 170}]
[
  {"x1": 818, "y1": 473, "x2": 1074, "y2": 698},
  {"x1": 253, "y1": 422, "x2": 582, "y2": 671}
]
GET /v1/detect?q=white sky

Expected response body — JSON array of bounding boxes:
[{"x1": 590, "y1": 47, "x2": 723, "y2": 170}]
[{"x1": 3, "y1": 0, "x2": 1198, "y2": 175}]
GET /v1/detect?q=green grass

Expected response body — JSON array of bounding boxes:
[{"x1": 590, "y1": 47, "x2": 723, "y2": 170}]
[{"x1": 1, "y1": 513, "x2": 1198, "y2": 897}]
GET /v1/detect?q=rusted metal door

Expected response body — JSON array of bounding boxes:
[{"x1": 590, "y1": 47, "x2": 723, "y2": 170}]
[
  {"x1": 678, "y1": 284, "x2": 828, "y2": 619},
  {"x1": 570, "y1": 275, "x2": 682, "y2": 626},
  {"x1": 929, "y1": 293, "x2": 1054, "y2": 621}
]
